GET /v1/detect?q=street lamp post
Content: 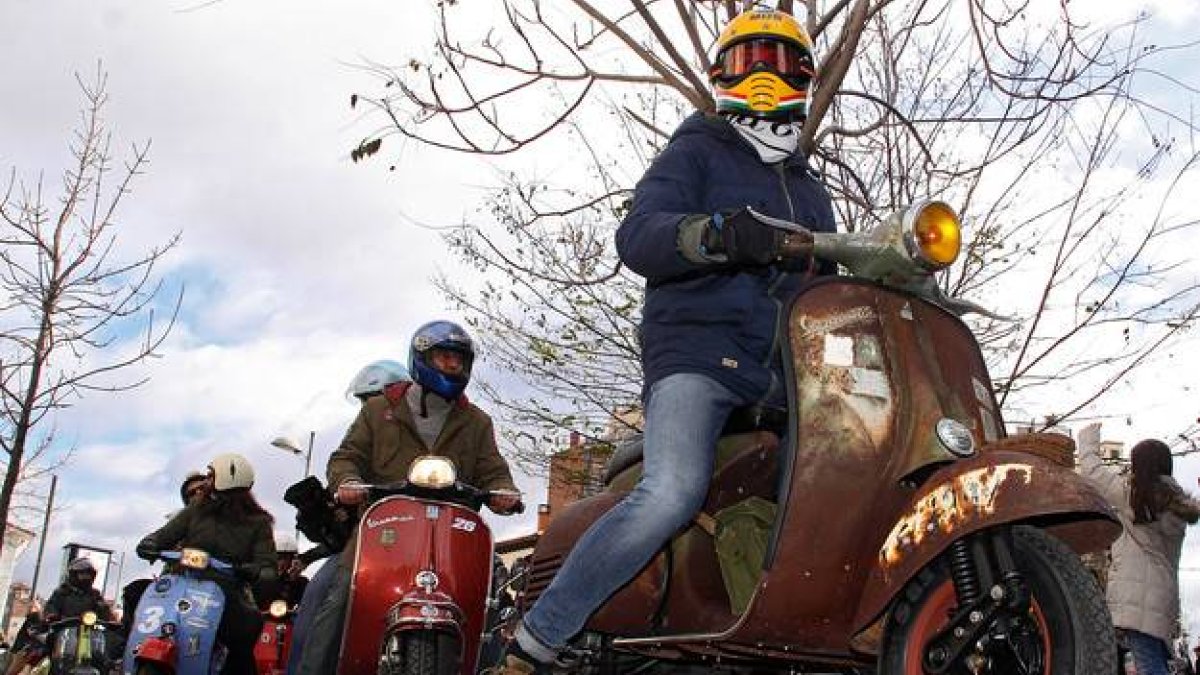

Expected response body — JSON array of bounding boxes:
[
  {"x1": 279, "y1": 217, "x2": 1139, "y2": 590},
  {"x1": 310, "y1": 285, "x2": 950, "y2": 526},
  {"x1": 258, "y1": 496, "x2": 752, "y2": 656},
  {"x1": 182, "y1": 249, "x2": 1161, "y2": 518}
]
[
  {"x1": 270, "y1": 432, "x2": 316, "y2": 543},
  {"x1": 107, "y1": 551, "x2": 125, "y2": 605},
  {"x1": 270, "y1": 431, "x2": 315, "y2": 481}
]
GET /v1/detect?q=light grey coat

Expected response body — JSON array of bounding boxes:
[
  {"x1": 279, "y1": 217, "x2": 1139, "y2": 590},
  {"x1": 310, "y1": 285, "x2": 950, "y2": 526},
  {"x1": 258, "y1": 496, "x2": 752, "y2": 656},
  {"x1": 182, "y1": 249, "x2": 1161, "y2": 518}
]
[{"x1": 1079, "y1": 430, "x2": 1200, "y2": 642}]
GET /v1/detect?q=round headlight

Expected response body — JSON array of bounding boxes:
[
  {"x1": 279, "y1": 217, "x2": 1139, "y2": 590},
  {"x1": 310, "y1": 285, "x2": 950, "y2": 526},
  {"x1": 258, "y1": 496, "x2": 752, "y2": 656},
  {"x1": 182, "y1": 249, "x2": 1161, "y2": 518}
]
[
  {"x1": 415, "y1": 570, "x2": 439, "y2": 591},
  {"x1": 407, "y1": 456, "x2": 457, "y2": 489},
  {"x1": 81, "y1": 611, "x2": 97, "y2": 627},
  {"x1": 268, "y1": 600, "x2": 288, "y2": 618},
  {"x1": 180, "y1": 548, "x2": 210, "y2": 570},
  {"x1": 936, "y1": 418, "x2": 976, "y2": 457},
  {"x1": 905, "y1": 201, "x2": 961, "y2": 270}
]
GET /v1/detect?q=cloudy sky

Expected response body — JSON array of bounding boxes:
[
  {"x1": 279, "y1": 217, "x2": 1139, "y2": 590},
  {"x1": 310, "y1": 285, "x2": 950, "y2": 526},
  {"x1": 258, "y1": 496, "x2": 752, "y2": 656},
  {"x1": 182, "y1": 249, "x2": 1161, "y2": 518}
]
[
  {"x1": 0, "y1": 0, "x2": 547, "y2": 593},
  {"x1": 3, "y1": 0, "x2": 1200, "y2": 644}
]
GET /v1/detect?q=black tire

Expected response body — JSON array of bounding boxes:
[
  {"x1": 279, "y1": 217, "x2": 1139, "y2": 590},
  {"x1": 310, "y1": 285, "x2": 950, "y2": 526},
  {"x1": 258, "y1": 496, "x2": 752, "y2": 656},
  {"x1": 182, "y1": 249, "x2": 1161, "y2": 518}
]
[
  {"x1": 136, "y1": 663, "x2": 169, "y2": 675},
  {"x1": 879, "y1": 525, "x2": 1116, "y2": 674},
  {"x1": 379, "y1": 631, "x2": 461, "y2": 675}
]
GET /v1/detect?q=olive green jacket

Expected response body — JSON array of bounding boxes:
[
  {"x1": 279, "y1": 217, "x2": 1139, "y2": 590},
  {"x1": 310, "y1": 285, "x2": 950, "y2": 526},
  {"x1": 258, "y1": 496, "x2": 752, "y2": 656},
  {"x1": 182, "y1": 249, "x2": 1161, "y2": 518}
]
[{"x1": 327, "y1": 386, "x2": 516, "y2": 493}]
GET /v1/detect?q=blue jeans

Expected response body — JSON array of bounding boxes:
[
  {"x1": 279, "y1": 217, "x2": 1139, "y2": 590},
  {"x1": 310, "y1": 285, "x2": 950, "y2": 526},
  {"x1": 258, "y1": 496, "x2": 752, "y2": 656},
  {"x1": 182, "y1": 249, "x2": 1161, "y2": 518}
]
[
  {"x1": 519, "y1": 372, "x2": 747, "y2": 658},
  {"x1": 286, "y1": 558, "x2": 337, "y2": 675},
  {"x1": 1123, "y1": 629, "x2": 1170, "y2": 675}
]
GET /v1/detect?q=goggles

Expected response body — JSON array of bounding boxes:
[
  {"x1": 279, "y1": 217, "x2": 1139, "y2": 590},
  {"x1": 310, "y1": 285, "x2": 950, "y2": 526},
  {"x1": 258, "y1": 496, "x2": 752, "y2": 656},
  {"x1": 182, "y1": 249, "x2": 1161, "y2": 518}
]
[{"x1": 714, "y1": 38, "x2": 814, "y2": 82}]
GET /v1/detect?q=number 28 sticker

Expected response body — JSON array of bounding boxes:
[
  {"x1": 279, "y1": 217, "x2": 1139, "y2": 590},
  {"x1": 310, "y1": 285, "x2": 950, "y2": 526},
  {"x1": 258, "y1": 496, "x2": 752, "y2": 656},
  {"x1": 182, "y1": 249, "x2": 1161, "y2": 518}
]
[{"x1": 450, "y1": 517, "x2": 477, "y2": 533}]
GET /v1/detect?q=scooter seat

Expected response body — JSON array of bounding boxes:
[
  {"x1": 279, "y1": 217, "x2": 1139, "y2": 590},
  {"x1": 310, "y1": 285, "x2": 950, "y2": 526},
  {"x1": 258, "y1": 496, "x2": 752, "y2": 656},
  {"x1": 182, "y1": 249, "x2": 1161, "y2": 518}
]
[
  {"x1": 602, "y1": 436, "x2": 645, "y2": 486},
  {"x1": 602, "y1": 430, "x2": 780, "y2": 494},
  {"x1": 601, "y1": 405, "x2": 785, "y2": 487}
]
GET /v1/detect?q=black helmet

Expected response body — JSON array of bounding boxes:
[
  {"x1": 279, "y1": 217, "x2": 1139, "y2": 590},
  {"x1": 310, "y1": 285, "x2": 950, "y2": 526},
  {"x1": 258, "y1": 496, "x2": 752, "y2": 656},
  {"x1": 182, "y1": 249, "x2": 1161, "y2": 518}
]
[{"x1": 67, "y1": 557, "x2": 97, "y2": 590}]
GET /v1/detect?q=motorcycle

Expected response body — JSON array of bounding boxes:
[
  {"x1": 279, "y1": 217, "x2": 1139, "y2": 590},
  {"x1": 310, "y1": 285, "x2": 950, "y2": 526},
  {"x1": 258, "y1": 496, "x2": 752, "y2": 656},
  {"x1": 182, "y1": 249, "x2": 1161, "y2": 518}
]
[
  {"x1": 122, "y1": 549, "x2": 230, "y2": 675},
  {"x1": 44, "y1": 611, "x2": 125, "y2": 675},
  {"x1": 334, "y1": 455, "x2": 523, "y2": 675},
  {"x1": 516, "y1": 201, "x2": 1123, "y2": 673},
  {"x1": 253, "y1": 600, "x2": 294, "y2": 675}
]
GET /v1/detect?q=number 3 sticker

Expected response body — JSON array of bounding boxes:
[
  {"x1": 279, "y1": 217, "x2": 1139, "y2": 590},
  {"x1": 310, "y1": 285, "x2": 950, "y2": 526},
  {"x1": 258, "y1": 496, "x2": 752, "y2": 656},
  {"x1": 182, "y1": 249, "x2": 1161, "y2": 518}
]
[{"x1": 138, "y1": 606, "x2": 164, "y2": 633}]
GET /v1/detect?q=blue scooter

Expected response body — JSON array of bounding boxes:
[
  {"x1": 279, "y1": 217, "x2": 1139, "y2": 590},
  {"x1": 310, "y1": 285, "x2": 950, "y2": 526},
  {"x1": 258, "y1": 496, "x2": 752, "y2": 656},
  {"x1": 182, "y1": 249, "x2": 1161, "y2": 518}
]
[{"x1": 122, "y1": 549, "x2": 229, "y2": 675}]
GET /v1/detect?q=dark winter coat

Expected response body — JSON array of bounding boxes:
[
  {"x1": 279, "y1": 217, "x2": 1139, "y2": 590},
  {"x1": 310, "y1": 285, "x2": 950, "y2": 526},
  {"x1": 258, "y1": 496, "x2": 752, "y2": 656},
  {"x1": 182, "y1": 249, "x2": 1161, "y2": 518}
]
[
  {"x1": 615, "y1": 111, "x2": 836, "y2": 405},
  {"x1": 138, "y1": 497, "x2": 278, "y2": 589},
  {"x1": 43, "y1": 583, "x2": 113, "y2": 622}
]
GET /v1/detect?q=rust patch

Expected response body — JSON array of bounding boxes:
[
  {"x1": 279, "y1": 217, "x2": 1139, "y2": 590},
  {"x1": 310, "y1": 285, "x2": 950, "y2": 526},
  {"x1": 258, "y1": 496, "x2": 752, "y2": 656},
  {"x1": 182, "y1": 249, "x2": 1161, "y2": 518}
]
[
  {"x1": 798, "y1": 306, "x2": 877, "y2": 335},
  {"x1": 879, "y1": 463, "x2": 1034, "y2": 570}
]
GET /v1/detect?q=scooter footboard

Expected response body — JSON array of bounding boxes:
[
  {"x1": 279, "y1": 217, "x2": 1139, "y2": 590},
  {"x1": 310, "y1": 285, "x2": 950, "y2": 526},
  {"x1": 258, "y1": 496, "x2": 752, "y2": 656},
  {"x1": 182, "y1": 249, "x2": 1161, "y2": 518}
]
[{"x1": 852, "y1": 450, "x2": 1120, "y2": 635}]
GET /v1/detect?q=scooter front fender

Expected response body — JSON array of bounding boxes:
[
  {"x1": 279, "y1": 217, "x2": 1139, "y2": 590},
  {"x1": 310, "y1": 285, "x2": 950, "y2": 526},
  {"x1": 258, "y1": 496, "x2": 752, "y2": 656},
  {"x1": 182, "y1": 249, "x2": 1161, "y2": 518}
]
[
  {"x1": 385, "y1": 589, "x2": 465, "y2": 635},
  {"x1": 133, "y1": 636, "x2": 177, "y2": 666},
  {"x1": 852, "y1": 448, "x2": 1120, "y2": 636}
]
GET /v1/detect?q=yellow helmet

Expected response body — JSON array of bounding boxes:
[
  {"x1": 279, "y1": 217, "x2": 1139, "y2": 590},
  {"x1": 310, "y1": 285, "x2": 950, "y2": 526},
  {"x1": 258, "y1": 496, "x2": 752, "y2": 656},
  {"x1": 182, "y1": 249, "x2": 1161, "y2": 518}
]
[{"x1": 710, "y1": 9, "x2": 816, "y2": 120}]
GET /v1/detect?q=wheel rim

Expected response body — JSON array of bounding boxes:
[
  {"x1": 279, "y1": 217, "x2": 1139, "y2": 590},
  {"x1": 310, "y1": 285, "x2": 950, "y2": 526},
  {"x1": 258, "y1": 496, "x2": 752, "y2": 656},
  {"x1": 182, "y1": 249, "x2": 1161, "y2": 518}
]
[{"x1": 904, "y1": 579, "x2": 1053, "y2": 674}]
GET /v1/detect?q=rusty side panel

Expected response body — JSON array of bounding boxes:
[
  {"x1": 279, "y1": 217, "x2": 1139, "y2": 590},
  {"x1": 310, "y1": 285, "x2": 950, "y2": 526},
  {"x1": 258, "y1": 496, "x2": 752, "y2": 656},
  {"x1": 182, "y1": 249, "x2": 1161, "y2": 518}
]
[
  {"x1": 519, "y1": 491, "x2": 664, "y2": 636},
  {"x1": 728, "y1": 280, "x2": 1000, "y2": 652},
  {"x1": 851, "y1": 449, "x2": 1120, "y2": 633}
]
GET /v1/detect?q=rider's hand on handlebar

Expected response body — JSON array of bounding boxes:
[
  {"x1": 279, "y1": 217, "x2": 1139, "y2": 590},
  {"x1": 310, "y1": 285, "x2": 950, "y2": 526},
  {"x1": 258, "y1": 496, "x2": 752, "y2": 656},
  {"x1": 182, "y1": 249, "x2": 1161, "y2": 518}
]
[
  {"x1": 135, "y1": 541, "x2": 160, "y2": 563},
  {"x1": 703, "y1": 208, "x2": 785, "y2": 266},
  {"x1": 336, "y1": 481, "x2": 369, "y2": 506},
  {"x1": 487, "y1": 492, "x2": 522, "y2": 515}
]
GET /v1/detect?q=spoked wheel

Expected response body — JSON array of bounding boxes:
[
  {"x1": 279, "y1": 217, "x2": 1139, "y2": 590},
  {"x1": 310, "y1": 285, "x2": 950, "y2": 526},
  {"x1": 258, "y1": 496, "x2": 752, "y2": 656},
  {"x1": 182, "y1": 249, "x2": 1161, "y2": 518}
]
[{"x1": 879, "y1": 526, "x2": 1115, "y2": 674}]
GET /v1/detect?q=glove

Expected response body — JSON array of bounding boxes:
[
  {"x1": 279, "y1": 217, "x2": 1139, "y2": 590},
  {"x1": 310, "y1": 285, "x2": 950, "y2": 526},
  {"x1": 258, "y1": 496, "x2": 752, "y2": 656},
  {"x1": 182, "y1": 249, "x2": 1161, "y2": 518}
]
[
  {"x1": 135, "y1": 539, "x2": 160, "y2": 562},
  {"x1": 702, "y1": 207, "x2": 784, "y2": 266}
]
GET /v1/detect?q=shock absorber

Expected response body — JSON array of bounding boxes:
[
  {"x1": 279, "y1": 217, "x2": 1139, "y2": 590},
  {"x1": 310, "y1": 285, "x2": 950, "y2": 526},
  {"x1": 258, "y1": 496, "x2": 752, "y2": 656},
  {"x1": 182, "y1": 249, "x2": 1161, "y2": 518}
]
[{"x1": 947, "y1": 537, "x2": 981, "y2": 606}]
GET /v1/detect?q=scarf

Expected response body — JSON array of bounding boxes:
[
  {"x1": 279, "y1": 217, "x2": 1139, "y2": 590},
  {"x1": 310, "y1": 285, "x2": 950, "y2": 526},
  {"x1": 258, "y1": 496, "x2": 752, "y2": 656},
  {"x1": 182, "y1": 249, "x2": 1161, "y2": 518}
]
[
  {"x1": 405, "y1": 383, "x2": 453, "y2": 449},
  {"x1": 722, "y1": 113, "x2": 802, "y2": 164}
]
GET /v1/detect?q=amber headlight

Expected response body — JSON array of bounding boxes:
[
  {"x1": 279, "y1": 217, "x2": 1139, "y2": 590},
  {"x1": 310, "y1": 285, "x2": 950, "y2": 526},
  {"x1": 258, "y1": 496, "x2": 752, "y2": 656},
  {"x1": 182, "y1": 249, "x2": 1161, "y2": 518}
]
[
  {"x1": 905, "y1": 201, "x2": 961, "y2": 270},
  {"x1": 81, "y1": 611, "x2": 97, "y2": 627},
  {"x1": 408, "y1": 456, "x2": 457, "y2": 489}
]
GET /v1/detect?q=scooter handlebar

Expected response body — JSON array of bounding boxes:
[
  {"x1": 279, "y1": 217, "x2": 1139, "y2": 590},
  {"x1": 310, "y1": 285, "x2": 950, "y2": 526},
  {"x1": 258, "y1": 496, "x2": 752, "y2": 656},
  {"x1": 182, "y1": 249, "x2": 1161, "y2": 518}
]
[
  {"x1": 154, "y1": 549, "x2": 236, "y2": 576},
  {"x1": 365, "y1": 482, "x2": 524, "y2": 514}
]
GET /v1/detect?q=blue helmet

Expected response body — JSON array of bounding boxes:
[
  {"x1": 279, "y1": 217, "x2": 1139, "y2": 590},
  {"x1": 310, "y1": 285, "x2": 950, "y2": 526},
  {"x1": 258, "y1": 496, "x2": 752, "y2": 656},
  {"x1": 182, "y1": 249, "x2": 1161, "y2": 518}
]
[
  {"x1": 346, "y1": 359, "x2": 410, "y2": 401},
  {"x1": 409, "y1": 320, "x2": 475, "y2": 400}
]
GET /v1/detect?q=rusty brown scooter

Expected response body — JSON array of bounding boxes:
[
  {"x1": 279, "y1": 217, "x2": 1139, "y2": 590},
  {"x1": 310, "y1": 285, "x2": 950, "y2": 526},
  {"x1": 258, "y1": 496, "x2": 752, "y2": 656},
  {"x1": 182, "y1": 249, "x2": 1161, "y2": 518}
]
[{"x1": 517, "y1": 202, "x2": 1121, "y2": 674}]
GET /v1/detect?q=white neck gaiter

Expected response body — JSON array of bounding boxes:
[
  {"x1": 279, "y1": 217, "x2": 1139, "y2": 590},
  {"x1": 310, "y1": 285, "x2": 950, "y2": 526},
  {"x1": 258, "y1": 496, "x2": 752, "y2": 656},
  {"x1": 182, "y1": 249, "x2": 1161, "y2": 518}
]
[{"x1": 722, "y1": 113, "x2": 802, "y2": 164}]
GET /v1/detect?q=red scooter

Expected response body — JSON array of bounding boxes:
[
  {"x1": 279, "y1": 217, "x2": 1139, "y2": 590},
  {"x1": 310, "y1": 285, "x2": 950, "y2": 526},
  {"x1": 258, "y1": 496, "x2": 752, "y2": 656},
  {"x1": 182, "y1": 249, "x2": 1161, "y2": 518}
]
[
  {"x1": 335, "y1": 455, "x2": 522, "y2": 675},
  {"x1": 254, "y1": 600, "x2": 293, "y2": 675}
]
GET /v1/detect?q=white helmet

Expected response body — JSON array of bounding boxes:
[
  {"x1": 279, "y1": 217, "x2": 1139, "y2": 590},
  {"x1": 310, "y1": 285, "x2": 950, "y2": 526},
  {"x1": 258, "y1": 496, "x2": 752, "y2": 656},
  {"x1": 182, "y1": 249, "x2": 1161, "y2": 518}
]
[
  {"x1": 275, "y1": 533, "x2": 298, "y2": 554},
  {"x1": 208, "y1": 453, "x2": 255, "y2": 491},
  {"x1": 346, "y1": 359, "x2": 410, "y2": 401}
]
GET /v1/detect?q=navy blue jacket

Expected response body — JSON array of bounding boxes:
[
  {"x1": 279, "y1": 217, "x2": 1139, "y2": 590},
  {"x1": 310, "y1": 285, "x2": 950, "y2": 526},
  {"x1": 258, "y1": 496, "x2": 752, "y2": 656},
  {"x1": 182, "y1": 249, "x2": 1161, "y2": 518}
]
[{"x1": 616, "y1": 112, "x2": 836, "y2": 405}]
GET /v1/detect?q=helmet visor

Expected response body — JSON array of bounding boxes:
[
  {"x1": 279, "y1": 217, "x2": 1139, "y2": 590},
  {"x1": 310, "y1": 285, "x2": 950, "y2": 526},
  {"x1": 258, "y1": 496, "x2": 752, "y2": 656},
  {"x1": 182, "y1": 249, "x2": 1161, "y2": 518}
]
[{"x1": 717, "y1": 38, "x2": 814, "y2": 80}]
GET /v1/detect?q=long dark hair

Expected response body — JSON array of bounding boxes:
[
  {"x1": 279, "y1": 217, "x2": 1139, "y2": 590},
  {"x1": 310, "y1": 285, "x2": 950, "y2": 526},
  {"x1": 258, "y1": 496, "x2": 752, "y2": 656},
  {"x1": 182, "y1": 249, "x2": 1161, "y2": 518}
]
[
  {"x1": 201, "y1": 488, "x2": 275, "y2": 525},
  {"x1": 1130, "y1": 438, "x2": 1173, "y2": 524}
]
